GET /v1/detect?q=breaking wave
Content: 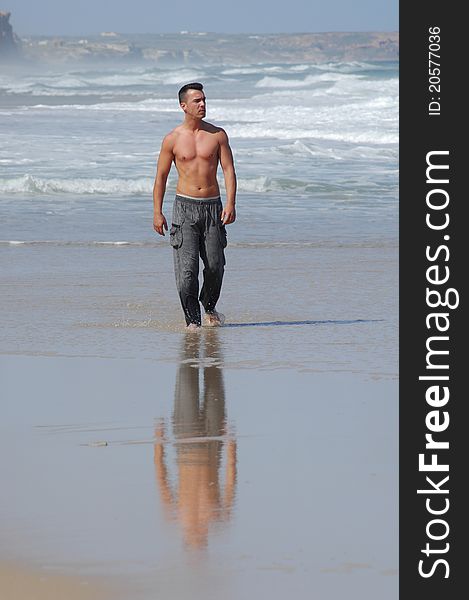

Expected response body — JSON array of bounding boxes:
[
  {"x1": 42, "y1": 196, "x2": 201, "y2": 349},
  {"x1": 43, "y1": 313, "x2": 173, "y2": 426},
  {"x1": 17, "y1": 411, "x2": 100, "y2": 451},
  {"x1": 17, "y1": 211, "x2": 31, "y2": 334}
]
[
  {"x1": 0, "y1": 174, "x2": 152, "y2": 195},
  {"x1": 0, "y1": 173, "x2": 396, "y2": 197}
]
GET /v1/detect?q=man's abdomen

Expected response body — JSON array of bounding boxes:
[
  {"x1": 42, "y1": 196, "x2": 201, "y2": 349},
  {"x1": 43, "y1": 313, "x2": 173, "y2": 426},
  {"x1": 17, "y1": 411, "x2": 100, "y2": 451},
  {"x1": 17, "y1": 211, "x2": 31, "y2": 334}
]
[{"x1": 175, "y1": 160, "x2": 220, "y2": 198}]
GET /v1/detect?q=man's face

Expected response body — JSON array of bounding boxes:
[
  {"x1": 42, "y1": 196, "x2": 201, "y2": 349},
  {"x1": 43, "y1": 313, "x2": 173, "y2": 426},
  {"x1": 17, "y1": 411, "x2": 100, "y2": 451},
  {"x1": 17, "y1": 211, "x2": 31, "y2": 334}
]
[{"x1": 181, "y1": 89, "x2": 206, "y2": 119}]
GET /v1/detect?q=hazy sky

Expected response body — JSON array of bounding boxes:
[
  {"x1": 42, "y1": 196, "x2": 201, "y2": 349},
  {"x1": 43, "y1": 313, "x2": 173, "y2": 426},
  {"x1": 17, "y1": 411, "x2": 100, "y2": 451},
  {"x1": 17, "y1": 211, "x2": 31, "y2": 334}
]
[{"x1": 5, "y1": 1, "x2": 398, "y2": 36}]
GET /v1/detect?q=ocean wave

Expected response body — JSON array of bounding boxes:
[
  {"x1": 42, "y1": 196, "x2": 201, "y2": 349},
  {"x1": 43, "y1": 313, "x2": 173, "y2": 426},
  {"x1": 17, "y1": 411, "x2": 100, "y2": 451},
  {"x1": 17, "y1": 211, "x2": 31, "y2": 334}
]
[
  {"x1": 271, "y1": 140, "x2": 398, "y2": 161},
  {"x1": 0, "y1": 239, "x2": 397, "y2": 249},
  {"x1": 24, "y1": 91, "x2": 398, "y2": 139},
  {"x1": 0, "y1": 167, "x2": 397, "y2": 197},
  {"x1": 20, "y1": 99, "x2": 179, "y2": 113},
  {"x1": 314, "y1": 60, "x2": 398, "y2": 73},
  {"x1": 3, "y1": 88, "x2": 147, "y2": 98},
  {"x1": 221, "y1": 61, "x2": 396, "y2": 79},
  {"x1": 252, "y1": 75, "x2": 397, "y2": 97},
  {"x1": 0, "y1": 240, "x2": 156, "y2": 247},
  {"x1": 255, "y1": 74, "x2": 330, "y2": 88},
  {"x1": 221, "y1": 64, "x2": 310, "y2": 76},
  {"x1": 0, "y1": 67, "x2": 206, "y2": 96},
  {"x1": 0, "y1": 174, "x2": 280, "y2": 196},
  {"x1": 70, "y1": 68, "x2": 204, "y2": 87},
  {"x1": 0, "y1": 158, "x2": 37, "y2": 165},
  {"x1": 227, "y1": 124, "x2": 398, "y2": 144},
  {"x1": 15, "y1": 74, "x2": 397, "y2": 120},
  {"x1": 0, "y1": 174, "x2": 341, "y2": 197},
  {"x1": 0, "y1": 174, "x2": 153, "y2": 195},
  {"x1": 236, "y1": 175, "x2": 395, "y2": 194}
]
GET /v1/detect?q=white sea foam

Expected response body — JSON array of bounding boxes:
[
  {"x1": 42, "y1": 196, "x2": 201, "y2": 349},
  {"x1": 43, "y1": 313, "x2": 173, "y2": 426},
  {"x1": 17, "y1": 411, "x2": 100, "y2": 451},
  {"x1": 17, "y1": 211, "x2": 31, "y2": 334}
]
[
  {"x1": 0, "y1": 174, "x2": 153, "y2": 195},
  {"x1": 95, "y1": 241, "x2": 131, "y2": 245},
  {"x1": 255, "y1": 74, "x2": 324, "y2": 88},
  {"x1": 0, "y1": 158, "x2": 37, "y2": 164},
  {"x1": 221, "y1": 64, "x2": 310, "y2": 76},
  {"x1": 25, "y1": 98, "x2": 179, "y2": 112},
  {"x1": 1, "y1": 239, "x2": 384, "y2": 249},
  {"x1": 226, "y1": 123, "x2": 398, "y2": 145},
  {"x1": 0, "y1": 67, "x2": 206, "y2": 96},
  {"x1": 1, "y1": 58, "x2": 398, "y2": 214},
  {"x1": 0, "y1": 240, "x2": 152, "y2": 247},
  {"x1": 87, "y1": 98, "x2": 179, "y2": 111},
  {"x1": 0, "y1": 173, "x2": 358, "y2": 196}
]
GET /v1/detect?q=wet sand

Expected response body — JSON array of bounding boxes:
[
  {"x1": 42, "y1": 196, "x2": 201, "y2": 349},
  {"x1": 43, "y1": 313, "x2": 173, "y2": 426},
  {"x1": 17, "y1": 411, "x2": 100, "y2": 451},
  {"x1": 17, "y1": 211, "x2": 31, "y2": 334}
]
[
  {"x1": 0, "y1": 220, "x2": 398, "y2": 598},
  {"x1": 1, "y1": 241, "x2": 398, "y2": 377},
  {"x1": 0, "y1": 561, "x2": 125, "y2": 600},
  {"x1": 1, "y1": 190, "x2": 398, "y2": 598},
  {"x1": 1, "y1": 347, "x2": 397, "y2": 600}
]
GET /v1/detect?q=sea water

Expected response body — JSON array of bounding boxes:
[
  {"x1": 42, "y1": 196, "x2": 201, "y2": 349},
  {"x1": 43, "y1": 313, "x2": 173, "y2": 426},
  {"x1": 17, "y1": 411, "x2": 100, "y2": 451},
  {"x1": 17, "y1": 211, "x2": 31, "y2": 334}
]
[{"x1": 0, "y1": 52, "x2": 398, "y2": 375}]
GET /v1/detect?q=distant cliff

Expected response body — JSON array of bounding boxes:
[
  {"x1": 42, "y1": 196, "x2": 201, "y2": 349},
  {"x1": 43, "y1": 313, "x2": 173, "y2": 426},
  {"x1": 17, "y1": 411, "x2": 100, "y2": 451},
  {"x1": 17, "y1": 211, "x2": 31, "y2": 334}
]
[
  {"x1": 0, "y1": 11, "x2": 20, "y2": 58},
  {"x1": 18, "y1": 31, "x2": 398, "y2": 65}
]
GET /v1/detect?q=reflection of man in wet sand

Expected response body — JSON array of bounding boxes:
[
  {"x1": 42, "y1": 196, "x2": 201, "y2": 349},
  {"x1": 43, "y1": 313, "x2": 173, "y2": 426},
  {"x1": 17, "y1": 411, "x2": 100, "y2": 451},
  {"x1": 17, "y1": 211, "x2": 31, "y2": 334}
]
[
  {"x1": 154, "y1": 331, "x2": 237, "y2": 549},
  {"x1": 152, "y1": 82, "x2": 237, "y2": 330}
]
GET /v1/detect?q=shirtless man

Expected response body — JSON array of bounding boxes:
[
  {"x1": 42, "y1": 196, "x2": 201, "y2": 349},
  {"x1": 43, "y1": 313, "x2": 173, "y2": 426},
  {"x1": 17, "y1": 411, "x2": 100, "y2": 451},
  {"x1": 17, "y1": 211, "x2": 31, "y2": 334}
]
[{"x1": 153, "y1": 82, "x2": 237, "y2": 330}]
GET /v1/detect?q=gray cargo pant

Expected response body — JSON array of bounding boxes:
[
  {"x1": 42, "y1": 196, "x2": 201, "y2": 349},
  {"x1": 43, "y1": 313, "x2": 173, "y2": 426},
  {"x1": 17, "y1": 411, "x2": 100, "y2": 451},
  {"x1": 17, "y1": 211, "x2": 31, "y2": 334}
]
[{"x1": 170, "y1": 194, "x2": 227, "y2": 326}]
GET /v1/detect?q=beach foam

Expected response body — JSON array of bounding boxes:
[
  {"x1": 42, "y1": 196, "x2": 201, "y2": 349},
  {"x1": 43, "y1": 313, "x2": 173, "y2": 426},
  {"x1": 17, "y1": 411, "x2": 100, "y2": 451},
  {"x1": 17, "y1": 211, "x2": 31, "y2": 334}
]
[{"x1": 0, "y1": 174, "x2": 152, "y2": 195}]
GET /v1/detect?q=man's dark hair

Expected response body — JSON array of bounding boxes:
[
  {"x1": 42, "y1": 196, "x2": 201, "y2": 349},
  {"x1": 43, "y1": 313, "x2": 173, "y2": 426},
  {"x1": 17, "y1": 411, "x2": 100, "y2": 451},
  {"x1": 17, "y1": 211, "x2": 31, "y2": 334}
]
[{"x1": 178, "y1": 82, "x2": 204, "y2": 104}]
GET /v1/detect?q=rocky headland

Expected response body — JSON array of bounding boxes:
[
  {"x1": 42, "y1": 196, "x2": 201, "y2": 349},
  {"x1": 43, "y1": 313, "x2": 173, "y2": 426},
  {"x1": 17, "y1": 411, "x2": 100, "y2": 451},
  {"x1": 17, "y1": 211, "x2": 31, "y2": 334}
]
[
  {"x1": 1, "y1": 12, "x2": 398, "y2": 65},
  {"x1": 8, "y1": 34, "x2": 398, "y2": 66},
  {"x1": 0, "y1": 10, "x2": 20, "y2": 58}
]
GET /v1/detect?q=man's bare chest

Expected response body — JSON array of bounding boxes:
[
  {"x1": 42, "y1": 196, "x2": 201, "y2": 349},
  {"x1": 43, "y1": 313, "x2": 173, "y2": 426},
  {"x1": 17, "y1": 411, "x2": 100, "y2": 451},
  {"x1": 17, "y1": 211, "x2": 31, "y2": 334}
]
[{"x1": 174, "y1": 136, "x2": 219, "y2": 163}]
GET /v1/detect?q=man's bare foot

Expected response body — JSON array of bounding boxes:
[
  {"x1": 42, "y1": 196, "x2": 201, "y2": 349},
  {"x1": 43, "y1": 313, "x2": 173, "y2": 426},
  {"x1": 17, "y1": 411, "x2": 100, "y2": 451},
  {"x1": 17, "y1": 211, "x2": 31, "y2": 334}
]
[
  {"x1": 203, "y1": 311, "x2": 225, "y2": 327},
  {"x1": 186, "y1": 323, "x2": 201, "y2": 332}
]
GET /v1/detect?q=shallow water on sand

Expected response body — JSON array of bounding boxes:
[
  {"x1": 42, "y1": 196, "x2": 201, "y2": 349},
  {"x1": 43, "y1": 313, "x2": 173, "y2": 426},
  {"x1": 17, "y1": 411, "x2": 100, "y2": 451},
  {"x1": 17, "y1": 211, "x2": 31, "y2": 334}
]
[
  {"x1": 1, "y1": 188, "x2": 397, "y2": 378},
  {"x1": 1, "y1": 197, "x2": 398, "y2": 597},
  {"x1": 1, "y1": 353, "x2": 397, "y2": 600},
  {"x1": 1, "y1": 238, "x2": 397, "y2": 377}
]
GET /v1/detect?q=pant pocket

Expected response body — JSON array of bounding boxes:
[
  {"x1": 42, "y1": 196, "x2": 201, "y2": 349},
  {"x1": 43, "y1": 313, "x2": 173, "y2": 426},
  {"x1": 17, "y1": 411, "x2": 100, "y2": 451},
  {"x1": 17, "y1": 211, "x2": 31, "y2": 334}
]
[
  {"x1": 217, "y1": 224, "x2": 227, "y2": 248},
  {"x1": 170, "y1": 223, "x2": 183, "y2": 249}
]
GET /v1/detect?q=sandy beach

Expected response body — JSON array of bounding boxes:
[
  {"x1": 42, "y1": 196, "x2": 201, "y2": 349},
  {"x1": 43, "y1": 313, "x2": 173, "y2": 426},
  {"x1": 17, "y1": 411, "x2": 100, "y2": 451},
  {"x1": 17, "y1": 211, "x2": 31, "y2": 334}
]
[{"x1": 0, "y1": 561, "x2": 126, "y2": 600}]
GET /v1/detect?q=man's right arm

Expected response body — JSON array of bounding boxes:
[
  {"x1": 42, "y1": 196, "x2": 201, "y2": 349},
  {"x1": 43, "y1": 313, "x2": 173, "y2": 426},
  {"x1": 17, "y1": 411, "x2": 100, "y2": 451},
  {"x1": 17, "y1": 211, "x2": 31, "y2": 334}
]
[{"x1": 153, "y1": 135, "x2": 174, "y2": 236}]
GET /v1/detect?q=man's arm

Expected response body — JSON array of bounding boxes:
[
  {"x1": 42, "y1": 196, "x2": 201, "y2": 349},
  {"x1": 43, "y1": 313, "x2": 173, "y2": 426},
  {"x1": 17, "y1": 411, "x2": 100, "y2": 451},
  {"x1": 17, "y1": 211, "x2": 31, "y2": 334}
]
[
  {"x1": 153, "y1": 135, "x2": 174, "y2": 236},
  {"x1": 218, "y1": 129, "x2": 237, "y2": 225}
]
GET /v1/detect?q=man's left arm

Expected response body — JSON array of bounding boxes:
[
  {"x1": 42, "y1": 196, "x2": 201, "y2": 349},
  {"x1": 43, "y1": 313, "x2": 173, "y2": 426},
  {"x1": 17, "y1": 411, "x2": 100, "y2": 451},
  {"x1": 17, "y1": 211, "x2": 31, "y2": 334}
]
[{"x1": 219, "y1": 129, "x2": 237, "y2": 224}]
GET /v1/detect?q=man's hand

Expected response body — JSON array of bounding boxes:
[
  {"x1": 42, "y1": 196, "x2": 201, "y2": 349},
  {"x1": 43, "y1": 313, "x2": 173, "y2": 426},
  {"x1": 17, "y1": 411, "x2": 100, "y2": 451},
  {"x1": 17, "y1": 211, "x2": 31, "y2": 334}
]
[
  {"x1": 221, "y1": 204, "x2": 236, "y2": 225},
  {"x1": 153, "y1": 213, "x2": 168, "y2": 236}
]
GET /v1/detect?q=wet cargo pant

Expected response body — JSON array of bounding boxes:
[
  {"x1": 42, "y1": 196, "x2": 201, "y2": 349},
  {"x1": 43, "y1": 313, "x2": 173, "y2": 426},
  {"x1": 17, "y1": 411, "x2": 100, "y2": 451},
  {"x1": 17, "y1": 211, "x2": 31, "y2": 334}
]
[{"x1": 170, "y1": 195, "x2": 227, "y2": 326}]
